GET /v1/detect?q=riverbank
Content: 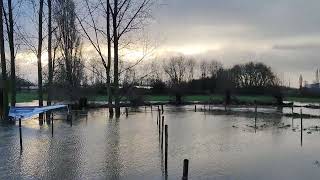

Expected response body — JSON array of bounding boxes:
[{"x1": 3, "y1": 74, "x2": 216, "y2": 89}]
[{"x1": 13, "y1": 91, "x2": 320, "y2": 104}]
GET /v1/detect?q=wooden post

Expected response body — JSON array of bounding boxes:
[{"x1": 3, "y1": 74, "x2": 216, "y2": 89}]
[
  {"x1": 70, "y1": 114, "x2": 72, "y2": 127},
  {"x1": 158, "y1": 109, "x2": 161, "y2": 124},
  {"x1": 165, "y1": 125, "x2": 168, "y2": 172},
  {"x1": 159, "y1": 114, "x2": 161, "y2": 137},
  {"x1": 301, "y1": 109, "x2": 303, "y2": 146},
  {"x1": 125, "y1": 107, "x2": 128, "y2": 117},
  {"x1": 194, "y1": 105, "x2": 196, "y2": 112},
  {"x1": 182, "y1": 159, "x2": 189, "y2": 180},
  {"x1": 292, "y1": 104, "x2": 294, "y2": 114},
  {"x1": 161, "y1": 116, "x2": 164, "y2": 150},
  {"x1": 224, "y1": 102, "x2": 227, "y2": 112},
  {"x1": 150, "y1": 105, "x2": 152, "y2": 111},
  {"x1": 51, "y1": 114, "x2": 54, "y2": 137},
  {"x1": 19, "y1": 118, "x2": 22, "y2": 152},
  {"x1": 161, "y1": 104, "x2": 164, "y2": 114},
  {"x1": 255, "y1": 104, "x2": 257, "y2": 129}
]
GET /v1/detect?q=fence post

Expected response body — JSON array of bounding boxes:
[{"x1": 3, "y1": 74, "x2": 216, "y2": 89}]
[
  {"x1": 300, "y1": 109, "x2": 303, "y2": 146},
  {"x1": 255, "y1": 103, "x2": 257, "y2": 129},
  {"x1": 165, "y1": 125, "x2": 168, "y2": 172},
  {"x1": 182, "y1": 159, "x2": 189, "y2": 180},
  {"x1": 161, "y1": 116, "x2": 164, "y2": 150},
  {"x1": 19, "y1": 118, "x2": 23, "y2": 152},
  {"x1": 125, "y1": 107, "x2": 128, "y2": 117},
  {"x1": 161, "y1": 104, "x2": 164, "y2": 114},
  {"x1": 51, "y1": 114, "x2": 54, "y2": 137}
]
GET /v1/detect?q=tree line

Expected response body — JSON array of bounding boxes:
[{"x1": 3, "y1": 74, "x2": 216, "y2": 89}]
[{"x1": 0, "y1": 0, "x2": 154, "y2": 119}]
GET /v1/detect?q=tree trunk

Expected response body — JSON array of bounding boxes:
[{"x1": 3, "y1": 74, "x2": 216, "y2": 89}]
[
  {"x1": 0, "y1": 0, "x2": 8, "y2": 119},
  {"x1": 107, "y1": 0, "x2": 113, "y2": 117},
  {"x1": 37, "y1": 0, "x2": 44, "y2": 120},
  {"x1": 113, "y1": 0, "x2": 120, "y2": 118},
  {"x1": 7, "y1": 0, "x2": 15, "y2": 107},
  {"x1": 47, "y1": 0, "x2": 53, "y2": 106}
]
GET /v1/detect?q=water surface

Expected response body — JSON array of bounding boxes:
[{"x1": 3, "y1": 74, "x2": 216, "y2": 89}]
[{"x1": 1, "y1": 105, "x2": 320, "y2": 179}]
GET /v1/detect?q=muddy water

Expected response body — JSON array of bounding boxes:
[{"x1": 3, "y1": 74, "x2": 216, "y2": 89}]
[{"x1": 1, "y1": 104, "x2": 320, "y2": 179}]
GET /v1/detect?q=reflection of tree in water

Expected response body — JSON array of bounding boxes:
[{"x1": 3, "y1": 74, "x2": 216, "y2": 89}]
[
  {"x1": 105, "y1": 119, "x2": 122, "y2": 179},
  {"x1": 46, "y1": 121, "x2": 83, "y2": 179}
]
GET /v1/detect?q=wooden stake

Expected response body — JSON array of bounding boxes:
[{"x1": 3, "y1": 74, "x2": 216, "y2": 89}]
[
  {"x1": 161, "y1": 116, "x2": 164, "y2": 150},
  {"x1": 125, "y1": 107, "x2": 128, "y2": 117},
  {"x1": 255, "y1": 104, "x2": 257, "y2": 130},
  {"x1": 165, "y1": 125, "x2": 168, "y2": 172},
  {"x1": 182, "y1": 159, "x2": 189, "y2": 180},
  {"x1": 301, "y1": 109, "x2": 303, "y2": 146},
  {"x1": 161, "y1": 104, "x2": 164, "y2": 114},
  {"x1": 194, "y1": 105, "x2": 197, "y2": 112},
  {"x1": 51, "y1": 114, "x2": 54, "y2": 137},
  {"x1": 19, "y1": 118, "x2": 22, "y2": 152}
]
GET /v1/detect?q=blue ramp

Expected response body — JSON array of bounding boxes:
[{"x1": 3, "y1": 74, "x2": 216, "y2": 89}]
[{"x1": 9, "y1": 105, "x2": 68, "y2": 120}]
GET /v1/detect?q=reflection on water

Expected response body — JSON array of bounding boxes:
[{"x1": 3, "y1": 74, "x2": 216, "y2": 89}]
[{"x1": 1, "y1": 105, "x2": 320, "y2": 179}]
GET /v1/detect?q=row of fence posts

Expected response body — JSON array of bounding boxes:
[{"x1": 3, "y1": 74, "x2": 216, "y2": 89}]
[
  {"x1": 18, "y1": 111, "x2": 70, "y2": 153},
  {"x1": 254, "y1": 103, "x2": 304, "y2": 146},
  {"x1": 156, "y1": 105, "x2": 189, "y2": 179}
]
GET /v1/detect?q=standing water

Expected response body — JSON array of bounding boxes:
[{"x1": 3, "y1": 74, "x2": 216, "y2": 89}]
[{"x1": 1, "y1": 105, "x2": 320, "y2": 179}]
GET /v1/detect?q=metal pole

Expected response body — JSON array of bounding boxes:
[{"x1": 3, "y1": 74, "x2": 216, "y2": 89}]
[{"x1": 19, "y1": 118, "x2": 22, "y2": 151}]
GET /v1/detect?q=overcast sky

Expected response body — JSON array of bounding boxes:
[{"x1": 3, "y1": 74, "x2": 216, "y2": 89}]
[
  {"x1": 15, "y1": 0, "x2": 320, "y2": 87},
  {"x1": 147, "y1": 0, "x2": 320, "y2": 87}
]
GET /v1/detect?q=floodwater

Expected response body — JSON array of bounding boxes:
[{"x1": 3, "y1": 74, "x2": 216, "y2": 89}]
[{"x1": 1, "y1": 104, "x2": 320, "y2": 179}]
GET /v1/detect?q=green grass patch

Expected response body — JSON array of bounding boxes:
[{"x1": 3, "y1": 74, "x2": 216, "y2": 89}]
[
  {"x1": 14, "y1": 91, "x2": 320, "y2": 104},
  {"x1": 285, "y1": 97, "x2": 320, "y2": 103}
]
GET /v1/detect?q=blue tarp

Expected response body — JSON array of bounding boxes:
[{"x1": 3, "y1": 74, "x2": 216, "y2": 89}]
[{"x1": 9, "y1": 105, "x2": 68, "y2": 120}]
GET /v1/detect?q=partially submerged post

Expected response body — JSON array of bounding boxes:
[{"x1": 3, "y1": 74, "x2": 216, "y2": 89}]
[
  {"x1": 161, "y1": 116, "x2": 164, "y2": 150},
  {"x1": 161, "y1": 104, "x2": 164, "y2": 114},
  {"x1": 125, "y1": 107, "x2": 128, "y2": 117},
  {"x1": 51, "y1": 115, "x2": 54, "y2": 137},
  {"x1": 255, "y1": 102, "x2": 257, "y2": 130},
  {"x1": 158, "y1": 108, "x2": 161, "y2": 125},
  {"x1": 292, "y1": 103, "x2": 294, "y2": 114},
  {"x1": 158, "y1": 114, "x2": 161, "y2": 137},
  {"x1": 182, "y1": 159, "x2": 189, "y2": 180},
  {"x1": 194, "y1": 105, "x2": 196, "y2": 112},
  {"x1": 19, "y1": 118, "x2": 22, "y2": 152},
  {"x1": 165, "y1": 125, "x2": 168, "y2": 172},
  {"x1": 300, "y1": 109, "x2": 303, "y2": 146}
]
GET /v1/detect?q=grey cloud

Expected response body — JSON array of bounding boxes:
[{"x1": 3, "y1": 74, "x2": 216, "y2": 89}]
[{"x1": 273, "y1": 43, "x2": 320, "y2": 51}]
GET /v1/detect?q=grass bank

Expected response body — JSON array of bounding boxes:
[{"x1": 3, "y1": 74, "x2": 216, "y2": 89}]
[{"x1": 14, "y1": 91, "x2": 320, "y2": 104}]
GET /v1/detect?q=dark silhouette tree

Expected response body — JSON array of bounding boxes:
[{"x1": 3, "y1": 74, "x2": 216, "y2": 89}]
[{"x1": 0, "y1": 0, "x2": 8, "y2": 119}]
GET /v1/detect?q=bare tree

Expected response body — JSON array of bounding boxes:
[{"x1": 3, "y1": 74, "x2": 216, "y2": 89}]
[
  {"x1": 47, "y1": 0, "x2": 53, "y2": 106},
  {"x1": 4, "y1": 0, "x2": 16, "y2": 106},
  {"x1": 163, "y1": 56, "x2": 194, "y2": 104},
  {"x1": 110, "y1": 0, "x2": 154, "y2": 117},
  {"x1": 54, "y1": 0, "x2": 84, "y2": 99},
  {"x1": 76, "y1": 0, "x2": 114, "y2": 116},
  {"x1": 0, "y1": 0, "x2": 8, "y2": 119},
  {"x1": 37, "y1": 0, "x2": 44, "y2": 117}
]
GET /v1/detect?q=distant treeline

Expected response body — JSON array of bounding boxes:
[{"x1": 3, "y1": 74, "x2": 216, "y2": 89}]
[{"x1": 73, "y1": 55, "x2": 283, "y2": 104}]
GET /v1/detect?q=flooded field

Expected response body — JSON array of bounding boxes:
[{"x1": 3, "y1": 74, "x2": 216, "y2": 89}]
[{"x1": 1, "y1": 104, "x2": 320, "y2": 179}]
